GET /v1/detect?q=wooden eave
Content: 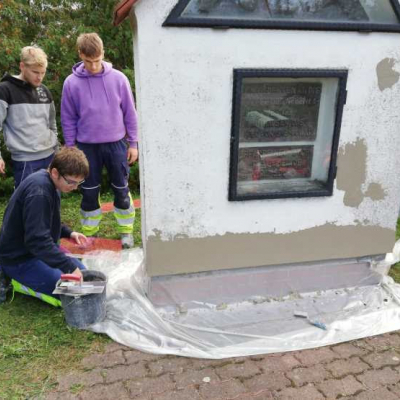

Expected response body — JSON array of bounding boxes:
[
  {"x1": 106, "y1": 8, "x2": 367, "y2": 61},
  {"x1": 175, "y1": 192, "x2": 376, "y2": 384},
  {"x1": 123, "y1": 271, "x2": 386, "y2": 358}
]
[{"x1": 113, "y1": 0, "x2": 140, "y2": 26}]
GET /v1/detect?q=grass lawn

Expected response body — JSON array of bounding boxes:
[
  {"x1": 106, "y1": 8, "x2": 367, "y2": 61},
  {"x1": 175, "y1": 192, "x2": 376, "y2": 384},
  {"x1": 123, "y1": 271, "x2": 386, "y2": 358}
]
[
  {"x1": 1, "y1": 190, "x2": 400, "y2": 399},
  {"x1": 0, "y1": 191, "x2": 141, "y2": 400}
]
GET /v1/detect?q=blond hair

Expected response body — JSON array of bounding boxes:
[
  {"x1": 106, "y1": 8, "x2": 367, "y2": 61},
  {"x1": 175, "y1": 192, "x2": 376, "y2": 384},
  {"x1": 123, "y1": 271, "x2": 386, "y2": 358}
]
[
  {"x1": 20, "y1": 46, "x2": 48, "y2": 68},
  {"x1": 77, "y1": 33, "x2": 104, "y2": 58}
]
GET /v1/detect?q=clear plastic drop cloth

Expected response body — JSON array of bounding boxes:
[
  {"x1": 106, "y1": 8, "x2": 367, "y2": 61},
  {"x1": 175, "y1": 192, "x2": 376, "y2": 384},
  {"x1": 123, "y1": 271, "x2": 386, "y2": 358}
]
[{"x1": 82, "y1": 242, "x2": 400, "y2": 359}]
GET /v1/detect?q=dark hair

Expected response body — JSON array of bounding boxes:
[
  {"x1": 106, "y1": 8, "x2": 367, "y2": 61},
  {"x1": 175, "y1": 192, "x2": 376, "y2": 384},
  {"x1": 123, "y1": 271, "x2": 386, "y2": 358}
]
[{"x1": 49, "y1": 147, "x2": 89, "y2": 178}]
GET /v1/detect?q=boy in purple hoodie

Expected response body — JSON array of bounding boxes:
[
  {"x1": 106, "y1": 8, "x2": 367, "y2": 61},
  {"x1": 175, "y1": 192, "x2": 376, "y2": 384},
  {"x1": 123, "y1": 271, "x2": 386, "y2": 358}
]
[{"x1": 61, "y1": 33, "x2": 138, "y2": 249}]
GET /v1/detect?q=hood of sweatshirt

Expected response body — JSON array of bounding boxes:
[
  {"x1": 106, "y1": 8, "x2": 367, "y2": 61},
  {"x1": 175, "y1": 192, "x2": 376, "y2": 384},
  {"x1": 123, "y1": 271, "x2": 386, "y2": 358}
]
[
  {"x1": 72, "y1": 61, "x2": 113, "y2": 78},
  {"x1": 71, "y1": 61, "x2": 113, "y2": 102},
  {"x1": 1, "y1": 73, "x2": 36, "y2": 90}
]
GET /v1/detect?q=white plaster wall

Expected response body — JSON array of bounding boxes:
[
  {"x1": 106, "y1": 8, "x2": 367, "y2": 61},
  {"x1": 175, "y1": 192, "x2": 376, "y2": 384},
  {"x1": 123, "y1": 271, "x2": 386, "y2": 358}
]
[{"x1": 133, "y1": 0, "x2": 400, "y2": 242}]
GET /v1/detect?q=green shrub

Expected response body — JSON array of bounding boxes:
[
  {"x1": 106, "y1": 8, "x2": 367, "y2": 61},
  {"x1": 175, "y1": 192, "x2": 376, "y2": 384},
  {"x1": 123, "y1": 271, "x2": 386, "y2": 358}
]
[
  {"x1": 0, "y1": 142, "x2": 140, "y2": 197},
  {"x1": 0, "y1": 0, "x2": 140, "y2": 198},
  {"x1": 0, "y1": 142, "x2": 13, "y2": 197}
]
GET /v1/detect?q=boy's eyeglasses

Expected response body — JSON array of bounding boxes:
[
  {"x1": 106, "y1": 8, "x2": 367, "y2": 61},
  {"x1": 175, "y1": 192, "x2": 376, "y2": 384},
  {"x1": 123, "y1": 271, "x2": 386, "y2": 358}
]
[{"x1": 60, "y1": 174, "x2": 85, "y2": 186}]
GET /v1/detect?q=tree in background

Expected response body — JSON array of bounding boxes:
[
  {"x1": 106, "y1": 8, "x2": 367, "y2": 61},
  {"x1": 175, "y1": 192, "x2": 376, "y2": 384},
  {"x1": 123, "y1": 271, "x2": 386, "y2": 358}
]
[{"x1": 0, "y1": 0, "x2": 138, "y2": 195}]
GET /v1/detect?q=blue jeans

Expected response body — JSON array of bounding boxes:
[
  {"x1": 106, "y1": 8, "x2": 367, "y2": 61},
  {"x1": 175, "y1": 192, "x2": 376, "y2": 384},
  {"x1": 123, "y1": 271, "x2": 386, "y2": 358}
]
[
  {"x1": 13, "y1": 153, "x2": 54, "y2": 189},
  {"x1": 1, "y1": 258, "x2": 85, "y2": 296}
]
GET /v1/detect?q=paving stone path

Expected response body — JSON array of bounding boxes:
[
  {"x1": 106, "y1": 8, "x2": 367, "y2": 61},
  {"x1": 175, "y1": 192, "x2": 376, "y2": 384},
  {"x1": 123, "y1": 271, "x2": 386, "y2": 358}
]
[{"x1": 45, "y1": 331, "x2": 400, "y2": 399}]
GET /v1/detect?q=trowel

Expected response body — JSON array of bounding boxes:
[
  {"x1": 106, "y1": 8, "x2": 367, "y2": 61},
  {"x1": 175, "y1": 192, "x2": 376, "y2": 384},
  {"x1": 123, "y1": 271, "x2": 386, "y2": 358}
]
[{"x1": 53, "y1": 274, "x2": 106, "y2": 296}]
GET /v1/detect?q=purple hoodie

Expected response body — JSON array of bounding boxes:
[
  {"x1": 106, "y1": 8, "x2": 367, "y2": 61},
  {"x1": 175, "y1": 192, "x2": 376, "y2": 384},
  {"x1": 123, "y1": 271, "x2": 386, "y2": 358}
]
[{"x1": 61, "y1": 61, "x2": 138, "y2": 148}]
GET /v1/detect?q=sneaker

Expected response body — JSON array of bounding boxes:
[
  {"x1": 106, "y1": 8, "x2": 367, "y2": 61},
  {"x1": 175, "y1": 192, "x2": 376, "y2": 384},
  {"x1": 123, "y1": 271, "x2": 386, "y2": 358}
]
[{"x1": 121, "y1": 233, "x2": 134, "y2": 249}]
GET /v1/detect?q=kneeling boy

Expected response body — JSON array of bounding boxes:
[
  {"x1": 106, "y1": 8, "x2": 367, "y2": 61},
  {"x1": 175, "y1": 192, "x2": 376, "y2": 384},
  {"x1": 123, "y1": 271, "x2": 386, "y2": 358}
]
[{"x1": 0, "y1": 147, "x2": 89, "y2": 297}]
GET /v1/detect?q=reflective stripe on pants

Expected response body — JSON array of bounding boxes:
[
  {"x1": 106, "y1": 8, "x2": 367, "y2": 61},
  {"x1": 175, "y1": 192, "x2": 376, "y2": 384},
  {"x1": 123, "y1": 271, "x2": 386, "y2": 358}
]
[
  {"x1": 114, "y1": 193, "x2": 135, "y2": 234},
  {"x1": 80, "y1": 207, "x2": 102, "y2": 236},
  {"x1": 12, "y1": 280, "x2": 62, "y2": 307}
]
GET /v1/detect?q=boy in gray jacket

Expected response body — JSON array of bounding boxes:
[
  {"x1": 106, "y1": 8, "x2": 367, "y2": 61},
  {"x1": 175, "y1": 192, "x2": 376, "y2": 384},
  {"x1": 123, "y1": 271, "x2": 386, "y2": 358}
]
[{"x1": 0, "y1": 46, "x2": 58, "y2": 187}]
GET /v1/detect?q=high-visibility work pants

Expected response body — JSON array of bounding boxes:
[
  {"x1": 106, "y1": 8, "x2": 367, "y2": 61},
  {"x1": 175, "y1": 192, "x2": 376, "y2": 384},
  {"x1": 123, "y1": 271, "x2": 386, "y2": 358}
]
[
  {"x1": 12, "y1": 280, "x2": 61, "y2": 307},
  {"x1": 78, "y1": 140, "x2": 135, "y2": 236},
  {"x1": 1, "y1": 257, "x2": 85, "y2": 306}
]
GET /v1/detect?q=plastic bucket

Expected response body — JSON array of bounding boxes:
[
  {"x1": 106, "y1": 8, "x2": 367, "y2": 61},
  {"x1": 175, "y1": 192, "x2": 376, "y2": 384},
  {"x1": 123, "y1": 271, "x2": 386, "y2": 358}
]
[{"x1": 60, "y1": 270, "x2": 107, "y2": 329}]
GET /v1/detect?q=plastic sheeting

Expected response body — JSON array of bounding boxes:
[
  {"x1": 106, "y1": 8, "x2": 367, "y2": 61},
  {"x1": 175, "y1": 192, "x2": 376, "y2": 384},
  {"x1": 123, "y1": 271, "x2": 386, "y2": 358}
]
[{"x1": 82, "y1": 243, "x2": 400, "y2": 359}]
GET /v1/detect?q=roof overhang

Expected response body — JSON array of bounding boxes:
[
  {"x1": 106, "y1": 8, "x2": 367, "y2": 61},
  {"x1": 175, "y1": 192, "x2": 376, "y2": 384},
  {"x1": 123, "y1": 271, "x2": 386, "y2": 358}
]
[{"x1": 113, "y1": 0, "x2": 140, "y2": 26}]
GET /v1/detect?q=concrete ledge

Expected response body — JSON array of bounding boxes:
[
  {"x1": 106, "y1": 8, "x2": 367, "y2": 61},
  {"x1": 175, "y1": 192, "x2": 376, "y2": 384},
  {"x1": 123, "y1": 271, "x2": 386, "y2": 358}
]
[{"x1": 149, "y1": 256, "x2": 384, "y2": 307}]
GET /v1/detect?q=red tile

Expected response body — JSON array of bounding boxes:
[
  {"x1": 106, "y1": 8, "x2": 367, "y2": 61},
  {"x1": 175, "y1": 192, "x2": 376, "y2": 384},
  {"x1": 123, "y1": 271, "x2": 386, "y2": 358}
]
[{"x1": 60, "y1": 237, "x2": 122, "y2": 255}]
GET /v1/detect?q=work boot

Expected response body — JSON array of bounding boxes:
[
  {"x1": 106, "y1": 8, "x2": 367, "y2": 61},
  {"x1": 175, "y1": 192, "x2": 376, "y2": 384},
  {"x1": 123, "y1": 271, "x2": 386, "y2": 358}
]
[{"x1": 121, "y1": 233, "x2": 134, "y2": 249}]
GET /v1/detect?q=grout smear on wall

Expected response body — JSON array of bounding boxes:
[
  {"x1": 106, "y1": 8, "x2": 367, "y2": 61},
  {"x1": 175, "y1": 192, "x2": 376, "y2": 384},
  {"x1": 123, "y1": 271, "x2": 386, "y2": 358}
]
[
  {"x1": 365, "y1": 183, "x2": 386, "y2": 201},
  {"x1": 337, "y1": 139, "x2": 367, "y2": 208},
  {"x1": 337, "y1": 139, "x2": 387, "y2": 208},
  {"x1": 376, "y1": 58, "x2": 400, "y2": 92}
]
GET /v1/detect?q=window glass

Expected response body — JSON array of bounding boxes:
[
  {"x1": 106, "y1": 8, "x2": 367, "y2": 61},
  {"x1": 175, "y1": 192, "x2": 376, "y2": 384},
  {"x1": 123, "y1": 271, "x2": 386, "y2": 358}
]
[
  {"x1": 165, "y1": 0, "x2": 400, "y2": 30},
  {"x1": 229, "y1": 72, "x2": 347, "y2": 200}
]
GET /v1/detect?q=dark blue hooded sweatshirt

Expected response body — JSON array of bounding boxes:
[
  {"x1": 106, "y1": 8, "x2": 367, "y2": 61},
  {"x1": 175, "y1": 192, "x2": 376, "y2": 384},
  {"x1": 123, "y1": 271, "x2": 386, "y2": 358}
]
[{"x1": 0, "y1": 170, "x2": 76, "y2": 273}]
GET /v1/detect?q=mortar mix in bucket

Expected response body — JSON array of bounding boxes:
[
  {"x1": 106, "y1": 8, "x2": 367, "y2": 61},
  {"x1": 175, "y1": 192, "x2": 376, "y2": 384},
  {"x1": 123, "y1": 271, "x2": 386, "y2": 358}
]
[{"x1": 53, "y1": 270, "x2": 107, "y2": 329}]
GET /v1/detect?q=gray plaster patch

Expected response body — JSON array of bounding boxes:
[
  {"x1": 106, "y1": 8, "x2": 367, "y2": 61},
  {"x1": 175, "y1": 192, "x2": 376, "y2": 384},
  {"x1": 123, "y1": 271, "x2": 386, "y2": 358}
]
[
  {"x1": 337, "y1": 140, "x2": 367, "y2": 208},
  {"x1": 146, "y1": 224, "x2": 394, "y2": 276},
  {"x1": 376, "y1": 58, "x2": 400, "y2": 91},
  {"x1": 365, "y1": 183, "x2": 386, "y2": 201}
]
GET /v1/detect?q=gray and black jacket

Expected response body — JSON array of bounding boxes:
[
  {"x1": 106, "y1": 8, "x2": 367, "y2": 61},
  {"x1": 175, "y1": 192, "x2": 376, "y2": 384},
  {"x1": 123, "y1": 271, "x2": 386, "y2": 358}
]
[{"x1": 0, "y1": 73, "x2": 58, "y2": 161}]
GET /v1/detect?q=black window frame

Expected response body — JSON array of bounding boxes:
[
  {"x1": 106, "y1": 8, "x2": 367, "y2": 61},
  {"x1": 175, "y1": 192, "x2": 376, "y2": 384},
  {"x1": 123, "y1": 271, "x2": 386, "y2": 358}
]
[
  {"x1": 229, "y1": 69, "x2": 348, "y2": 201},
  {"x1": 163, "y1": 0, "x2": 400, "y2": 32}
]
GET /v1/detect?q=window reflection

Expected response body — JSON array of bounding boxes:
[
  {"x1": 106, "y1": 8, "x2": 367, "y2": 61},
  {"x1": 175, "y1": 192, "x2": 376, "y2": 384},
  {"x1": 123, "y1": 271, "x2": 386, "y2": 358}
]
[
  {"x1": 229, "y1": 71, "x2": 347, "y2": 200},
  {"x1": 166, "y1": 0, "x2": 400, "y2": 28}
]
